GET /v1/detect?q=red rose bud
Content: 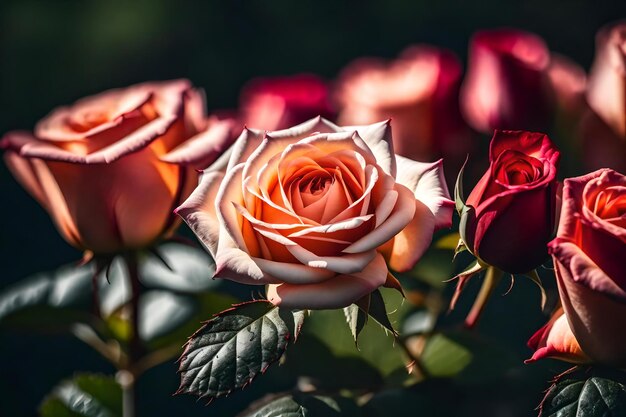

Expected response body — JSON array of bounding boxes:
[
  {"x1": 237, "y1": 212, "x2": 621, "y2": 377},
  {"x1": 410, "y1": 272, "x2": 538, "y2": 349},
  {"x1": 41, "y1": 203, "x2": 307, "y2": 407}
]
[
  {"x1": 460, "y1": 130, "x2": 560, "y2": 273},
  {"x1": 587, "y1": 20, "x2": 626, "y2": 139},
  {"x1": 460, "y1": 29, "x2": 555, "y2": 133},
  {"x1": 240, "y1": 74, "x2": 335, "y2": 131},
  {"x1": 335, "y1": 45, "x2": 470, "y2": 162}
]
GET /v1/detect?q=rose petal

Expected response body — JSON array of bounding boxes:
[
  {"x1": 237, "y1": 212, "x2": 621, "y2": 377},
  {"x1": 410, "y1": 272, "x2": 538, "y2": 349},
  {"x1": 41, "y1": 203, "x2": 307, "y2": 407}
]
[
  {"x1": 342, "y1": 119, "x2": 396, "y2": 177},
  {"x1": 266, "y1": 252, "x2": 388, "y2": 309},
  {"x1": 395, "y1": 156, "x2": 453, "y2": 229},
  {"x1": 526, "y1": 308, "x2": 589, "y2": 364},
  {"x1": 161, "y1": 118, "x2": 235, "y2": 169},
  {"x1": 387, "y1": 198, "x2": 437, "y2": 272},
  {"x1": 175, "y1": 171, "x2": 225, "y2": 256},
  {"x1": 342, "y1": 182, "x2": 416, "y2": 254}
]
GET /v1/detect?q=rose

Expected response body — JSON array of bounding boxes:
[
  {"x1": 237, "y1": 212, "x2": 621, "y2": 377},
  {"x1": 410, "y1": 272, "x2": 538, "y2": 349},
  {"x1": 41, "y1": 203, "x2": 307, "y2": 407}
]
[
  {"x1": 526, "y1": 307, "x2": 589, "y2": 364},
  {"x1": 582, "y1": 21, "x2": 626, "y2": 174},
  {"x1": 460, "y1": 130, "x2": 560, "y2": 273},
  {"x1": 460, "y1": 29, "x2": 554, "y2": 133},
  {"x1": 177, "y1": 117, "x2": 453, "y2": 309},
  {"x1": 2, "y1": 79, "x2": 234, "y2": 254},
  {"x1": 587, "y1": 21, "x2": 626, "y2": 139},
  {"x1": 531, "y1": 169, "x2": 626, "y2": 366},
  {"x1": 240, "y1": 74, "x2": 335, "y2": 131},
  {"x1": 335, "y1": 45, "x2": 469, "y2": 162}
]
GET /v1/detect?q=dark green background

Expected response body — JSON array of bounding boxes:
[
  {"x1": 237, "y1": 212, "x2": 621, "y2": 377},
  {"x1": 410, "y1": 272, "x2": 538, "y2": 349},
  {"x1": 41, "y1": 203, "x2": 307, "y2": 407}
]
[{"x1": 1, "y1": 1, "x2": 624, "y2": 415}]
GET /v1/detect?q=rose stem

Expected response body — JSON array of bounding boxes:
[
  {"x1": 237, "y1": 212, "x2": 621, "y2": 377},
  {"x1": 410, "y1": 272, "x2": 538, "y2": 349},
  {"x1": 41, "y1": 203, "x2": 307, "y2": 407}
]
[
  {"x1": 464, "y1": 266, "x2": 504, "y2": 329},
  {"x1": 118, "y1": 252, "x2": 143, "y2": 417}
]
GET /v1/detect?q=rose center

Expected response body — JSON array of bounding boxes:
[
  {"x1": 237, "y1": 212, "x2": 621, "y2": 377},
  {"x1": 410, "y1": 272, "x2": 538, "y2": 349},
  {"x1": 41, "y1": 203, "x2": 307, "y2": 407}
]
[
  {"x1": 591, "y1": 187, "x2": 626, "y2": 227},
  {"x1": 300, "y1": 175, "x2": 333, "y2": 196},
  {"x1": 497, "y1": 156, "x2": 544, "y2": 186}
]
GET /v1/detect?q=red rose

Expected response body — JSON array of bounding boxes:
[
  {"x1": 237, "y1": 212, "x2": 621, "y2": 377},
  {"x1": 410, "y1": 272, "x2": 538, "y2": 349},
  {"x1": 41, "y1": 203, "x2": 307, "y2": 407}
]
[
  {"x1": 460, "y1": 130, "x2": 560, "y2": 273},
  {"x1": 239, "y1": 74, "x2": 335, "y2": 131},
  {"x1": 460, "y1": 29, "x2": 554, "y2": 133}
]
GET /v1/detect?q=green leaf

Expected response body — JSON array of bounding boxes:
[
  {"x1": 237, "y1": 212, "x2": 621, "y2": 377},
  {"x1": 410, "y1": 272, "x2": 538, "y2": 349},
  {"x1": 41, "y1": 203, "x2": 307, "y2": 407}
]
[
  {"x1": 241, "y1": 393, "x2": 361, "y2": 417},
  {"x1": 177, "y1": 300, "x2": 305, "y2": 400},
  {"x1": 0, "y1": 263, "x2": 93, "y2": 328},
  {"x1": 540, "y1": 372, "x2": 626, "y2": 417},
  {"x1": 40, "y1": 373, "x2": 122, "y2": 417},
  {"x1": 138, "y1": 242, "x2": 218, "y2": 293},
  {"x1": 434, "y1": 233, "x2": 461, "y2": 251},
  {"x1": 367, "y1": 290, "x2": 397, "y2": 336},
  {"x1": 343, "y1": 302, "x2": 368, "y2": 345},
  {"x1": 420, "y1": 333, "x2": 472, "y2": 378}
]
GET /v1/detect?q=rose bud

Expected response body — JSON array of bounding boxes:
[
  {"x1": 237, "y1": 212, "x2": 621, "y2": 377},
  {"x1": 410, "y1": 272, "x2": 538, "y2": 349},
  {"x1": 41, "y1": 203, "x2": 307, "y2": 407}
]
[
  {"x1": 335, "y1": 45, "x2": 470, "y2": 162},
  {"x1": 177, "y1": 117, "x2": 454, "y2": 309},
  {"x1": 460, "y1": 130, "x2": 560, "y2": 273},
  {"x1": 587, "y1": 21, "x2": 626, "y2": 139},
  {"x1": 240, "y1": 74, "x2": 335, "y2": 131},
  {"x1": 2, "y1": 80, "x2": 235, "y2": 254},
  {"x1": 460, "y1": 29, "x2": 554, "y2": 133},
  {"x1": 545, "y1": 169, "x2": 626, "y2": 366}
]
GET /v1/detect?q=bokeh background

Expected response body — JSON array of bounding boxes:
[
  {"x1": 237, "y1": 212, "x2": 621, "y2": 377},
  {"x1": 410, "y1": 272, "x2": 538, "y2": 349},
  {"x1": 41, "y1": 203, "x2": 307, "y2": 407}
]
[{"x1": 2, "y1": 1, "x2": 625, "y2": 415}]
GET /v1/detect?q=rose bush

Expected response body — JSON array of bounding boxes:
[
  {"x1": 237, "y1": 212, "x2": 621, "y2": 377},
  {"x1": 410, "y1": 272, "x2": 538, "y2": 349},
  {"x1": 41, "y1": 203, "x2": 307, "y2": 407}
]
[
  {"x1": 460, "y1": 29, "x2": 554, "y2": 133},
  {"x1": 335, "y1": 45, "x2": 469, "y2": 162},
  {"x1": 460, "y1": 130, "x2": 560, "y2": 273},
  {"x1": 529, "y1": 169, "x2": 626, "y2": 366},
  {"x1": 177, "y1": 117, "x2": 453, "y2": 309},
  {"x1": 2, "y1": 79, "x2": 234, "y2": 254},
  {"x1": 240, "y1": 74, "x2": 335, "y2": 131}
]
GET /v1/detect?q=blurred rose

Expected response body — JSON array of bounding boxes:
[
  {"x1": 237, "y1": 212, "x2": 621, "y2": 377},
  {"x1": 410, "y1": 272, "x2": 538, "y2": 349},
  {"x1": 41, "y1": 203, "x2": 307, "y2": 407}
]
[
  {"x1": 545, "y1": 169, "x2": 626, "y2": 366},
  {"x1": 240, "y1": 74, "x2": 335, "y2": 131},
  {"x1": 461, "y1": 130, "x2": 560, "y2": 273},
  {"x1": 460, "y1": 29, "x2": 554, "y2": 133},
  {"x1": 177, "y1": 117, "x2": 453, "y2": 309},
  {"x1": 548, "y1": 54, "x2": 588, "y2": 120},
  {"x1": 335, "y1": 46, "x2": 469, "y2": 163},
  {"x1": 581, "y1": 110, "x2": 626, "y2": 173},
  {"x1": 587, "y1": 21, "x2": 626, "y2": 139},
  {"x1": 2, "y1": 80, "x2": 234, "y2": 254}
]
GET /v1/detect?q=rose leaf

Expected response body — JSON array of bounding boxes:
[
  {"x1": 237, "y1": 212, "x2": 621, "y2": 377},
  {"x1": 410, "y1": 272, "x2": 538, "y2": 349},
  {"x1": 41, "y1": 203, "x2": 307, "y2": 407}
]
[
  {"x1": 177, "y1": 300, "x2": 305, "y2": 400},
  {"x1": 39, "y1": 373, "x2": 122, "y2": 417},
  {"x1": 540, "y1": 371, "x2": 626, "y2": 417},
  {"x1": 238, "y1": 392, "x2": 361, "y2": 417}
]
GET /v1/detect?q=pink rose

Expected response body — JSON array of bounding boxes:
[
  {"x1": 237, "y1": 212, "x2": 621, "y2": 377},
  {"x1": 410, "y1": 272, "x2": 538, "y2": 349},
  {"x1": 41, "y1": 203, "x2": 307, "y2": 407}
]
[
  {"x1": 2, "y1": 80, "x2": 234, "y2": 254},
  {"x1": 461, "y1": 130, "x2": 560, "y2": 273},
  {"x1": 240, "y1": 74, "x2": 335, "y2": 131},
  {"x1": 534, "y1": 169, "x2": 626, "y2": 366},
  {"x1": 460, "y1": 29, "x2": 554, "y2": 133},
  {"x1": 335, "y1": 45, "x2": 469, "y2": 162},
  {"x1": 177, "y1": 117, "x2": 453, "y2": 309}
]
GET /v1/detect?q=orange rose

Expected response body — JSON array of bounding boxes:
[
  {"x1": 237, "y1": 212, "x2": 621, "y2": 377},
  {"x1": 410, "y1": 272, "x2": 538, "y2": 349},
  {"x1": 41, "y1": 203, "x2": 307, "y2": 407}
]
[
  {"x1": 177, "y1": 117, "x2": 453, "y2": 309},
  {"x1": 2, "y1": 79, "x2": 234, "y2": 254}
]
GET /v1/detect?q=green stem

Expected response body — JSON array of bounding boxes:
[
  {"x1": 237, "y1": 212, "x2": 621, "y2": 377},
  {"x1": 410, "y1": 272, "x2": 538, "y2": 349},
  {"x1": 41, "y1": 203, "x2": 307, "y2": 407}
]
[
  {"x1": 121, "y1": 252, "x2": 142, "y2": 417},
  {"x1": 465, "y1": 266, "x2": 504, "y2": 329}
]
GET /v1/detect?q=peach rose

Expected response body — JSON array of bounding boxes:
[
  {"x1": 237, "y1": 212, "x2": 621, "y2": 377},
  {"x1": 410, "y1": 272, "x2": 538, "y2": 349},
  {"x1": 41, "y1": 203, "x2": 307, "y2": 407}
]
[
  {"x1": 2, "y1": 80, "x2": 234, "y2": 254},
  {"x1": 335, "y1": 45, "x2": 469, "y2": 163},
  {"x1": 177, "y1": 117, "x2": 453, "y2": 309},
  {"x1": 528, "y1": 169, "x2": 626, "y2": 366}
]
